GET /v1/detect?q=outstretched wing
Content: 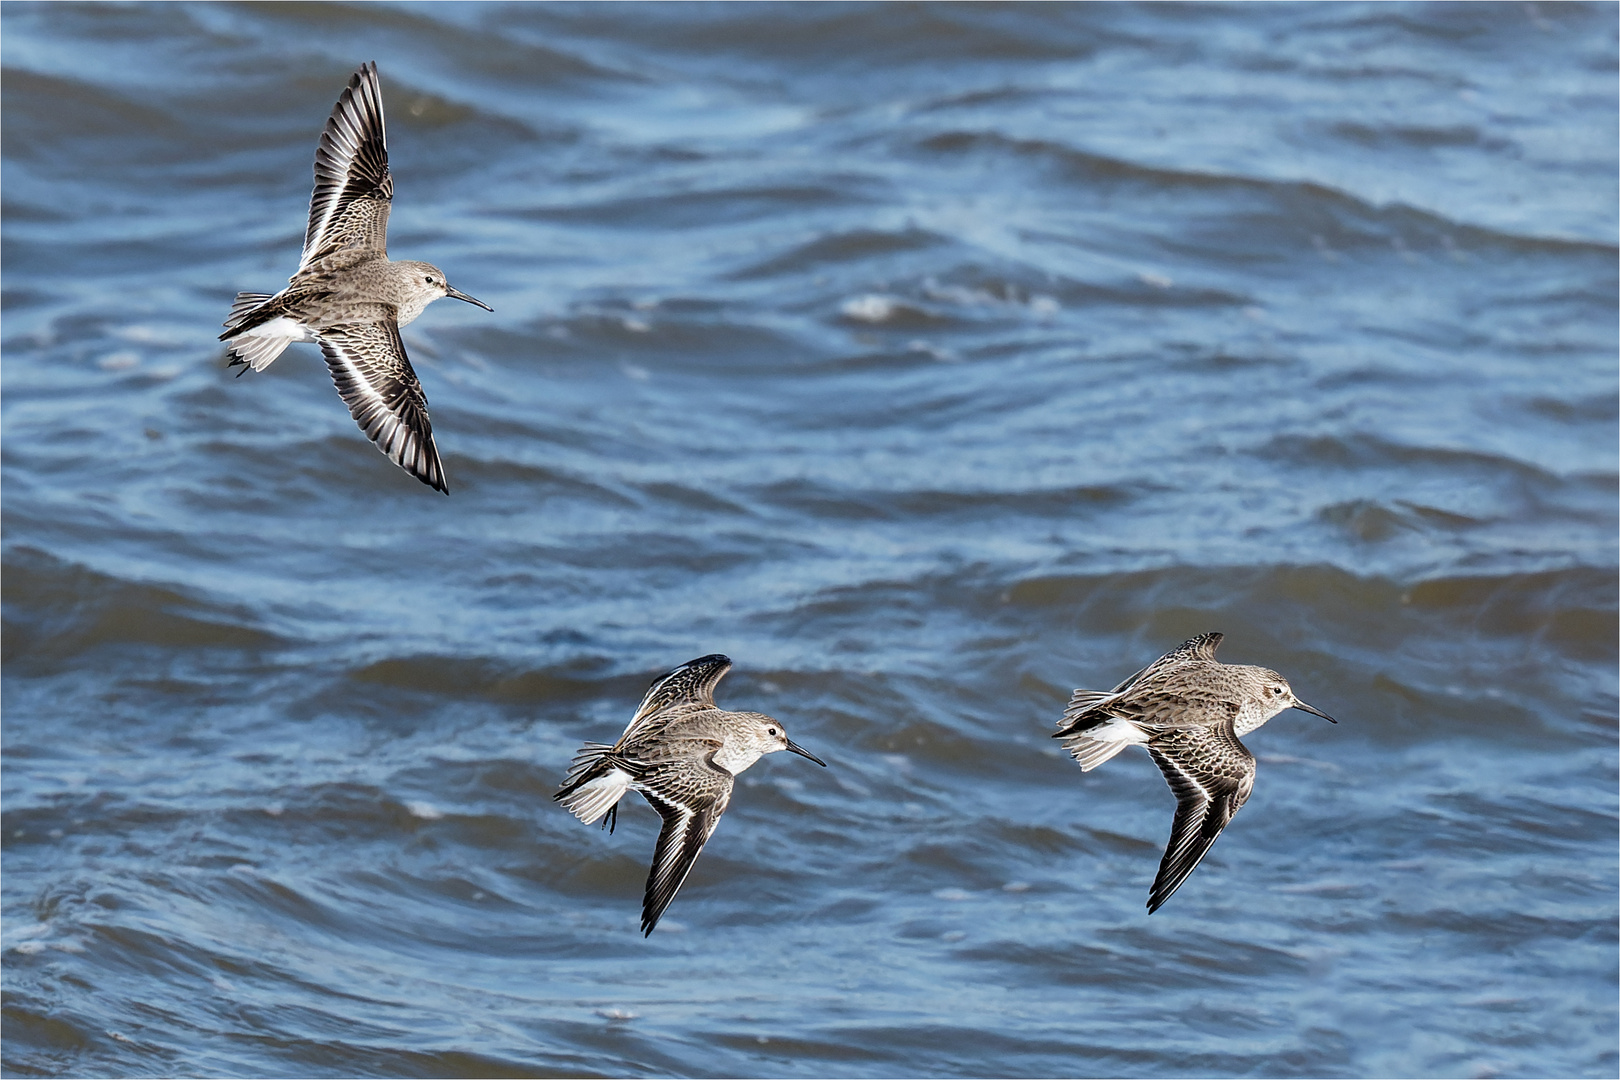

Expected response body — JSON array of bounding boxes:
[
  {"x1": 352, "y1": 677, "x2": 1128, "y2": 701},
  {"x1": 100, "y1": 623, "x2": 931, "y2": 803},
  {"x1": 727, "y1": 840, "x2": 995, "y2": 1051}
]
[
  {"x1": 318, "y1": 320, "x2": 447, "y2": 493},
  {"x1": 301, "y1": 61, "x2": 392, "y2": 270},
  {"x1": 636, "y1": 754, "x2": 734, "y2": 935},
  {"x1": 1143, "y1": 720, "x2": 1255, "y2": 913},
  {"x1": 620, "y1": 655, "x2": 733, "y2": 744}
]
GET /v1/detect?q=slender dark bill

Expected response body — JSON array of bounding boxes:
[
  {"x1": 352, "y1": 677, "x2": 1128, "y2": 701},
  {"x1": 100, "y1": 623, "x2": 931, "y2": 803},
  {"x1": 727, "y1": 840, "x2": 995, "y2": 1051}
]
[
  {"x1": 786, "y1": 739, "x2": 827, "y2": 766},
  {"x1": 1292, "y1": 700, "x2": 1337, "y2": 723},
  {"x1": 446, "y1": 286, "x2": 493, "y2": 311}
]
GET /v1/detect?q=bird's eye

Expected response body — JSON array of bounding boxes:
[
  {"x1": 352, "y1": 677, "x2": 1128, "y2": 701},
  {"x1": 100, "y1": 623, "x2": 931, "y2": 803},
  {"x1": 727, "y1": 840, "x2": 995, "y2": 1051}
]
[
  {"x1": 1271, "y1": 686, "x2": 1285, "y2": 696},
  {"x1": 768, "y1": 727, "x2": 779, "y2": 736}
]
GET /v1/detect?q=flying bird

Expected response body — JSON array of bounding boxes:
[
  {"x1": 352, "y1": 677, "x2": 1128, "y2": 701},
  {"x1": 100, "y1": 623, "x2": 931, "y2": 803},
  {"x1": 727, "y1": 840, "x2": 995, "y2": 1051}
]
[
  {"x1": 556, "y1": 654, "x2": 827, "y2": 935},
  {"x1": 1054, "y1": 632, "x2": 1336, "y2": 912},
  {"x1": 220, "y1": 62, "x2": 491, "y2": 493}
]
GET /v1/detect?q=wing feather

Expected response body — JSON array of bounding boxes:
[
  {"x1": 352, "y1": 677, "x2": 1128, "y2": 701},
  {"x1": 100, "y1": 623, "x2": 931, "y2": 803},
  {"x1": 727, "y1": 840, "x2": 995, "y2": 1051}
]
[
  {"x1": 1056, "y1": 633, "x2": 1223, "y2": 738},
  {"x1": 301, "y1": 61, "x2": 392, "y2": 270},
  {"x1": 636, "y1": 756, "x2": 733, "y2": 935},
  {"x1": 1167, "y1": 631, "x2": 1223, "y2": 664},
  {"x1": 1143, "y1": 720, "x2": 1254, "y2": 913},
  {"x1": 618, "y1": 655, "x2": 733, "y2": 745},
  {"x1": 317, "y1": 321, "x2": 447, "y2": 493}
]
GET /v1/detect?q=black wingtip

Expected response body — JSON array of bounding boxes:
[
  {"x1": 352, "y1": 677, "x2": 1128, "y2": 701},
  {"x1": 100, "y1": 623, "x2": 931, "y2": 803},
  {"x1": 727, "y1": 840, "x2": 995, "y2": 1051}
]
[
  {"x1": 640, "y1": 885, "x2": 675, "y2": 938},
  {"x1": 410, "y1": 468, "x2": 449, "y2": 495},
  {"x1": 401, "y1": 446, "x2": 448, "y2": 494},
  {"x1": 1146, "y1": 880, "x2": 1179, "y2": 913}
]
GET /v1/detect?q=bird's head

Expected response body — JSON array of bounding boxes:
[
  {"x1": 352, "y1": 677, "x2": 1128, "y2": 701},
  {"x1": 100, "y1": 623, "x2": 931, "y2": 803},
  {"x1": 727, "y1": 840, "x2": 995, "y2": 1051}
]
[
  {"x1": 742, "y1": 712, "x2": 827, "y2": 766},
  {"x1": 395, "y1": 260, "x2": 492, "y2": 323},
  {"x1": 1255, "y1": 668, "x2": 1336, "y2": 724}
]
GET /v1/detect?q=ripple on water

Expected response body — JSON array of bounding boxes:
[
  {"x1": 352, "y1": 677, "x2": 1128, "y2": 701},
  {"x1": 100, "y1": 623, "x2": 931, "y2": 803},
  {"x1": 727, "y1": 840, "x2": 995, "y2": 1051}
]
[{"x1": 4, "y1": 3, "x2": 1617, "y2": 1078}]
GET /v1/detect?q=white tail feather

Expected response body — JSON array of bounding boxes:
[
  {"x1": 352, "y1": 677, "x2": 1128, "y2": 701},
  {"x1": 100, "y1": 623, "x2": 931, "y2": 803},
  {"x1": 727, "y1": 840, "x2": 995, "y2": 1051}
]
[
  {"x1": 227, "y1": 315, "x2": 313, "y2": 372},
  {"x1": 1060, "y1": 719, "x2": 1149, "y2": 772},
  {"x1": 228, "y1": 331, "x2": 296, "y2": 372},
  {"x1": 559, "y1": 767, "x2": 634, "y2": 825}
]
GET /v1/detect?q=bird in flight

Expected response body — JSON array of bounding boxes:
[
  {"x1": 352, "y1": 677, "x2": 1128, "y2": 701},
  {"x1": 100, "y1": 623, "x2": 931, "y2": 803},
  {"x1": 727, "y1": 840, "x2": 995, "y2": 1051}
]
[
  {"x1": 556, "y1": 654, "x2": 827, "y2": 935},
  {"x1": 220, "y1": 62, "x2": 490, "y2": 493},
  {"x1": 1055, "y1": 632, "x2": 1336, "y2": 912}
]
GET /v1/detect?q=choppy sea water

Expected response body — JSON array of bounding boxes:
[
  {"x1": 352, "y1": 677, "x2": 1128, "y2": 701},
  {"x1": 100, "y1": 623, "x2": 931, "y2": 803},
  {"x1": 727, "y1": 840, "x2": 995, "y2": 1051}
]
[{"x1": 3, "y1": 3, "x2": 1616, "y2": 1077}]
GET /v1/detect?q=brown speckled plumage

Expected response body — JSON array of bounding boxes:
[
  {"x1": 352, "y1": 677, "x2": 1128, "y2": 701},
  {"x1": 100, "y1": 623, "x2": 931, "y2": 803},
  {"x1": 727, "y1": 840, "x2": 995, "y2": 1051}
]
[
  {"x1": 219, "y1": 62, "x2": 491, "y2": 493},
  {"x1": 555, "y1": 655, "x2": 827, "y2": 936},
  {"x1": 1054, "y1": 632, "x2": 1336, "y2": 912}
]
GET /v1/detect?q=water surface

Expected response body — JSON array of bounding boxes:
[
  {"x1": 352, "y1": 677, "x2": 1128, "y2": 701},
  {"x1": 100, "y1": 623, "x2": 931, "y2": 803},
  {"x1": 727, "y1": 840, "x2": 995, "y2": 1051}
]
[{"x1": 3, "y1": 3, "x2": 1617, "y2": 1078}]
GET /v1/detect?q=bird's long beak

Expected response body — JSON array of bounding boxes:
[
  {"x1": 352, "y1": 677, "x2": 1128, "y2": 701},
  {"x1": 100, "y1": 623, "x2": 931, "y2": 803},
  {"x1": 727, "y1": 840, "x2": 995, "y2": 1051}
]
[
  {"x1": 1292, "y1": 699, "x2": 1337, "y2": 724},
  {"x1": 446, "y1": 285, "x2": 493, "y2": 312},
  {"x1": 786, "y1": 739, "x2": 827, "y2": 767}
]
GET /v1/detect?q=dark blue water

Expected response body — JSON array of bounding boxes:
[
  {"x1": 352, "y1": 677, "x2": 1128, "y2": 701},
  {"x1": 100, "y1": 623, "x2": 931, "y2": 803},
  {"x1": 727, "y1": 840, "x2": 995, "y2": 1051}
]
[{"x1": 4, "y1": 3, "x2": 1616, "y2": 1077}]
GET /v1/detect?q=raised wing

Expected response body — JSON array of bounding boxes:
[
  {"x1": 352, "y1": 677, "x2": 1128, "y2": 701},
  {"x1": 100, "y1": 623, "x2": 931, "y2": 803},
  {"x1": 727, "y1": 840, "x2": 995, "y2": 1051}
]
[
  {"x1": 636, "y1": 754, "x2": 734, "y2": 935},
  {"x1": 1144, "y1": 721, "x2": 1255, "y2": 913},
  {"x1": 1057, "y1": 633, "x2": 1223, "y2": 737},
  {"x1": 1166, "y1": 631, "x2": 1222, "y2": 664},
  {"x1": 1126, "y1": 632, "x2": 1223, "y2": 692},
  {"x1": 318, "y1": 320, "x2": 446, "y2": 493},
  {"x1": 624, "y1": 654, "x2": 733, "y2": 737},
  {"x1": 301, "y1": 61, "x2": 392, "y2": 270}
]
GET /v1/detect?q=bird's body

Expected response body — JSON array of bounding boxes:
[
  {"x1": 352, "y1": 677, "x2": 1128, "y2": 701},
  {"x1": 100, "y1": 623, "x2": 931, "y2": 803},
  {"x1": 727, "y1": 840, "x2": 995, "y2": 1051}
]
[
  {"x1": 555, "y1": 654, "x2": 826, "y2": 935},
  {"x1": 220, "y1": 61, "x2": 490, "y2": 493},
  {"x1": 1054, "y1": 632, "x2": 1335, "y2": 912}
]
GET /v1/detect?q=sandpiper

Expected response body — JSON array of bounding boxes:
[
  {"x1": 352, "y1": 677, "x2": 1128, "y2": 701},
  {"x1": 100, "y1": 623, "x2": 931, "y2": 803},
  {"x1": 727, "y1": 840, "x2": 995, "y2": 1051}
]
[
  {"x1": 220, "y1": 62, "x2": 491, "y2": 494},
  {"x1": 555, "y1": 654, "x2": 826, "y2": 936},
  {"x1": 1054, "y1": 632, "x2": 1336, "y2": 912}
]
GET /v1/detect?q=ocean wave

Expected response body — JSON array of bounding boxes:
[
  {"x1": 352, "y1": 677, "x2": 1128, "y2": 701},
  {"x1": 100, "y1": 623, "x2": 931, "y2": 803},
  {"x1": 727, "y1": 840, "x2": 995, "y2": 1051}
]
[{"x1": 908, "y1": 128, "x2": 1620, "y2": 255}]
